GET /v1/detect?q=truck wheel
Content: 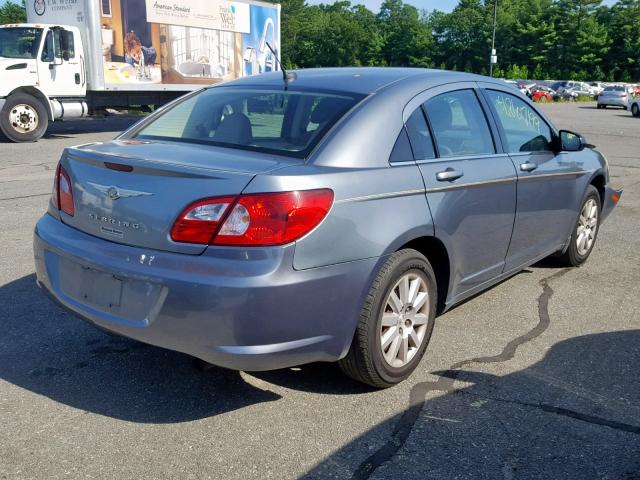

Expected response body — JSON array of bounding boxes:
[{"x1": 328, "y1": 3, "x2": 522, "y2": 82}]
[{"x1": 0, "y1": 93, "x2": 49, "y2": 142}]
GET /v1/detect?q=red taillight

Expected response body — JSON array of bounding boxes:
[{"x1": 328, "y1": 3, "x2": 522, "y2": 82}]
[
  {"x1": 53, "y1": 164, "x2": 74, "y2": 216},
  {"x1": 170, "y1": 189, "x2": 334, "y2": 246}
]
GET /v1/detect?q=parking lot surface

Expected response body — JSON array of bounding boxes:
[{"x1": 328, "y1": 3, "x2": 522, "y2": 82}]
[{"x1": 1, "y1": 104, "x2": 639, "y2": 479}]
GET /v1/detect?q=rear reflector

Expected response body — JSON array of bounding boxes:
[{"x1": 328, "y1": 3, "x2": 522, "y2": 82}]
[{"x1": 171, "y1": 189, "x2": 334, "y2": 246}]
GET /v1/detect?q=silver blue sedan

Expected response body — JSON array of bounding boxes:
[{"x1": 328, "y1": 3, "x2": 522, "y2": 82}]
[{"x1": 34, "y1": 68, "x2": 622, "y2": 387}]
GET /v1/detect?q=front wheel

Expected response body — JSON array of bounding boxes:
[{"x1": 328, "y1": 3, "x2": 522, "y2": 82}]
[
  {"x1": 338, "y1": 249, "x2": 437, "y2": 388},
  {"x1": 555, "y1": 186, "x2": 601, "y2": 267},
  {"x1": 0, "y1": 93, "x2": 49, "y2": 142},
  {"x1": 632, "y1": 103, "x2": 640, "y2": 117}
]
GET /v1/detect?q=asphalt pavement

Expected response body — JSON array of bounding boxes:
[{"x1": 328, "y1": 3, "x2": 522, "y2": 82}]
[{"x1": 0, "y1": 104, "x2": 638, "y2": 479}]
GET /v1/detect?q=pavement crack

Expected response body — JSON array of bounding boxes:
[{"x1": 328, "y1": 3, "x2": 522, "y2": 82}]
[
  {"x1": 349, "y1": 268, "x2": 570, "y2": 480},
  {"x1": 458, "y1": 391, "x2": 640, "y2": 436},
  {"x1": 0, "y1": 193, "x2": 50, "y2": 202}
]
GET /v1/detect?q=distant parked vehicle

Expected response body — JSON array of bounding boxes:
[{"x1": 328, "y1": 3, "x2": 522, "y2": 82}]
[
  {"x1": 597, "y1": 85, "x2": 632, "y2": 109},
  {"x1": 556, "y1": 81, "x2": 597, "y2": 97},
  {"x1": 551, "y1": 81, "x2": 569, "y2": 92},
  {"x1": 517, "y1": 81, "x2": 536, "y2": 98},
  {"x1": 565, "y1": 85, "x2": 595, "y2": 99},
  {"x1": 503, "y1": 79, "x2": 529, "y2": 96},
  {"x1": 630, "y1": 94, "x2": 640, "y2": 117},
  {"x1": 589, "y1": 82, "x2": 606, "y2": 96},
  {"x1": 531, "y1": 86, "x2": 555, "y2": 102}
]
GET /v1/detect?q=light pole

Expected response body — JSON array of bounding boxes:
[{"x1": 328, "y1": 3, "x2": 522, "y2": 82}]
[{"x1": 489, "y1": 0, "x2": 498, "y2": 76}]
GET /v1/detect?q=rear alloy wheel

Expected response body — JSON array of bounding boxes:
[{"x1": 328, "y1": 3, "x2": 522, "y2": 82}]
[
  {"x1": 632, "y1": 103, "x2": 640, "y2": 117},
  {"x1": 0, "y1": 93, "x2": 49, "y2": 142},
  {"x1": 555, "y1": 185, "x2": 600, "y2": 267},
  {"x1": 338, "y1": 249, "x2": 437, "y2": 388}
]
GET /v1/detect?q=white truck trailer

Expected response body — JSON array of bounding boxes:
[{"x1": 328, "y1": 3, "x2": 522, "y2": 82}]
[{"x1": 0, "y1": 0, "x2": 280, "y2": 142}]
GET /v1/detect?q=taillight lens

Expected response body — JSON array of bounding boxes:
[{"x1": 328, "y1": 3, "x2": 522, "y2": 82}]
[
  {"x1": 52, "y1": 164, "x2": 74, "y2": 216},
  {"x1": 171, "y1": 189, "x2": 334, "y2": 246},
  {"x1": 170, "y1": 196, "x2": 235, "y2": 244}
]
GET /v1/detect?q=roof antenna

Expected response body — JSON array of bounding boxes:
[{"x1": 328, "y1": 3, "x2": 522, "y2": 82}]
[{"x1": 265, "y1": 42, "x2": 296, "y2": 89}]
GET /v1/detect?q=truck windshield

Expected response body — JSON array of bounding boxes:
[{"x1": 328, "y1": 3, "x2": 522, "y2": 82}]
[
  {"x1": 131, "y1": 87, "x2": 364, "y2": 159},
  {"x1": 0, "y1": 28, "x2": 43, "y2": 59}
]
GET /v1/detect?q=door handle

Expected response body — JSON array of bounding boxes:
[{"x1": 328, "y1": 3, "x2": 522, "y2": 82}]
[
  {"x1": 520, "y1": 161, "x2": 538, "y2": 172},
  {"x1": 436, "y1": 168, "x2": 464, "y2": 182}
]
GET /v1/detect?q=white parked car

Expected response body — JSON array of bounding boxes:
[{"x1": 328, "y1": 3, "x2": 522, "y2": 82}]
[
  {"x1": 588, "y1": 82, "x2": 606, "y2": 96},
  {"x1": 597, "y1": 85, "x2": 633, "y2": 109}
]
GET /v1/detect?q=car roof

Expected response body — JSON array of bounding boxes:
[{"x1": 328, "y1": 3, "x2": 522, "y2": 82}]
[{"x1": 218, "y1": 67, "x2": 488, "y2": 95}]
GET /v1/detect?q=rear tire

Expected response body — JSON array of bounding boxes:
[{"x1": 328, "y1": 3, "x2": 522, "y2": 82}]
[
  {"x1": 0, "y1": 93, "x2": 49, "y2": 143},
  {"x1": 632, "y1": 103, "x2": 640, "y2": 117},
  {"x1": 338, "y1": 249, "x2": 437, "y2": 388},
  {"x1": 555, "y1": 186, "x2": 601, "y2": 267}
]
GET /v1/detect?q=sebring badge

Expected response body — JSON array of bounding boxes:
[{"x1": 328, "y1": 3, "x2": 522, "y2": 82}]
[{"x1": 88, "y1": 182, "x2": 153, "y2": 201}]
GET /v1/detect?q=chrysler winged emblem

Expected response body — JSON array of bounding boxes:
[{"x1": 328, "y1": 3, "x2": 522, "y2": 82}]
[{"x1": 88, "y1": 182, "x2": 153, "y2": 200}]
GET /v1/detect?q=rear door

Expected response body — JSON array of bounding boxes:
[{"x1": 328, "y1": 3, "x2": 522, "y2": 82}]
[
  {"x1": 480, "y1": 85, "x2": 581, "y2": 270},
  {"x1": 405, "y1": 84, "x2": 517, "y2": 302}
]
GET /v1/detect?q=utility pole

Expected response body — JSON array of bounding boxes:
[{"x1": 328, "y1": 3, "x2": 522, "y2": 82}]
[{"x1": 489, "y1": 0, "x2": 498, "y2": 77}]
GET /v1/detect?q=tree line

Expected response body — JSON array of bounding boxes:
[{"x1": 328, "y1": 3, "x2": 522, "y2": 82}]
[
  {"x1": 271, "y1": 0, "x2": 640, "y2": 82},
  {"x1": 2, "y1": 0, "x2": 639, "y2": 81}
]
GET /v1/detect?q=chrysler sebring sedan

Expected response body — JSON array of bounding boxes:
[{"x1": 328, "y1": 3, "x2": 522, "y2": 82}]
[{"x1": 34, "y1": 68, "x2": 621, "y2": 387}]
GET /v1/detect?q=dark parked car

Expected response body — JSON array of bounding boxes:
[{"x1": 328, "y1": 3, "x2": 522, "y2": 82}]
[{"x1": 34, "y1": 68, "x2": 621, "y2": 387}]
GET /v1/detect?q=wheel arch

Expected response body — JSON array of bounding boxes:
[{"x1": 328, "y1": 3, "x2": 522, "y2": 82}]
[
  {"x1": 396, "y1": 236, "x2": 451, "y2": 314},
  {"x1": 6, "y1": 86, "x2": 54, "y2": 121},
  {"x1": 589, "y1": 173, "x2": 606, "y2": 209}
]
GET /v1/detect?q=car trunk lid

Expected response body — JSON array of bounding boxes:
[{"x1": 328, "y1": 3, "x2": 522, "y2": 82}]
[{"x1": 58, "y1": 139, "x2": 292, "y2": 254}]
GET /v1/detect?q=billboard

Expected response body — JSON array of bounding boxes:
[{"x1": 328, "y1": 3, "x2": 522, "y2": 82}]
[{"x1": 99, "y1": 0, "x2": 279, "y2": 86}]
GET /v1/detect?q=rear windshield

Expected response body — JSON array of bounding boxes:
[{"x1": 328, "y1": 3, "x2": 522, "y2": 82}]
[
  {"x1": 604, "y1": 86, "x2": 624, "y2": 92},
  {"x1": 132, "y1": 87, "x2": 364, "y2": 158}
]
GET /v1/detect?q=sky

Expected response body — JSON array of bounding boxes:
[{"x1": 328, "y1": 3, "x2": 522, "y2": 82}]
[{"x1": 307, "y1": 0, "x2": 619, "y2": 13}]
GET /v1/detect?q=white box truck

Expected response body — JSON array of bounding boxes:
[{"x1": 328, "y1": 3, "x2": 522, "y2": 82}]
[{"x1": 0, "y1": 0, "x2": 280, "y2": 142}]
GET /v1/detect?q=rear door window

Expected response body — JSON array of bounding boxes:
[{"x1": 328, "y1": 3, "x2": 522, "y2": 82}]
[
  {"x1": 423, "y1": 89, "x2": 495, "y2": 158},
  {"x1": 484, "y1": 90, "x2": 553, "y2": 153},
  {"x1": 133, "y1": 88, "x2": 363, "y2": 158}
]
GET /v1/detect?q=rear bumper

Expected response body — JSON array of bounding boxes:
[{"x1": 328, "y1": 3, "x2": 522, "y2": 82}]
[
  {"x1": 597, "y1": 97, "x2": 628, "y2": 107},
  {"x1": 34, "y1": 214, "x2": 378, "y2": 371},
  {"x1": 601, "y1": 185, "x2": 622, "y2": 222}
]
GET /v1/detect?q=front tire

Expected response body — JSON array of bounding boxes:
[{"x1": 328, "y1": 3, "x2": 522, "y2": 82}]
[
  {"x1": 0, "y1": 93, "x2": 49, "y2": 142},
  {"x1": 339, "y1": 249, "x2": 437, "y2": 388},
  {"x1": 632, "y1": 103, "x2": 640, "y2": 117},
  {"x1": 556, "y1": 186, "x2": 601, "y2": 267}
]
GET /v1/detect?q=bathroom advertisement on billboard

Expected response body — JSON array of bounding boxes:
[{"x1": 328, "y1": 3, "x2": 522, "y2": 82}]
[{"x1": 99, "y1": 0, "x2": 279, "y2": 87}]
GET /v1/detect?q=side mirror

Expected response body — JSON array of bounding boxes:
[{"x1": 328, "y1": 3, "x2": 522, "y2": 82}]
[
  {"x1": 62, "y1": 51, "x2": 70, "y2": 61},
  {"x1": 558, "y1": 130, "x2": 586, "y2": 152}
]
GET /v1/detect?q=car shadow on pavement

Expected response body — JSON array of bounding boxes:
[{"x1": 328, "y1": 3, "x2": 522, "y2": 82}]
[
  {"x1": 0, "y1": 274, "x2": 281, "y2": 423},
  {"x1": 303, "y1": 330, "x2": 640, "y2": 479}
]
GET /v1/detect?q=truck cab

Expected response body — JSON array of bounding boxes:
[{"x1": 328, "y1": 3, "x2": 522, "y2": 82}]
[{"x1": 0, "y1": 24, "x2": 85, "y2": 142}]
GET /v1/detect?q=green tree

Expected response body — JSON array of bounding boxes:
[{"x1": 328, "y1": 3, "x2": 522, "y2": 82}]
[{"x1": 0, "y1": 1, "x2": 27, "y2": 24}]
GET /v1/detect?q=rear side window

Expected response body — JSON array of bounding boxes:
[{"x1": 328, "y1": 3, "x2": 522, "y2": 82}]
[
  {"x1": 423, "y1": 89, "x2": 494, "y2": 158},
  {"x1": 484, "y1": 90, "x2": 553, "y2": 153},
  {"x1": 133, "y1": 88, "x2": 363, "y2": 158},
  {"x1": 405, "y1": 108, "x2": 435, "y2": 160}
]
